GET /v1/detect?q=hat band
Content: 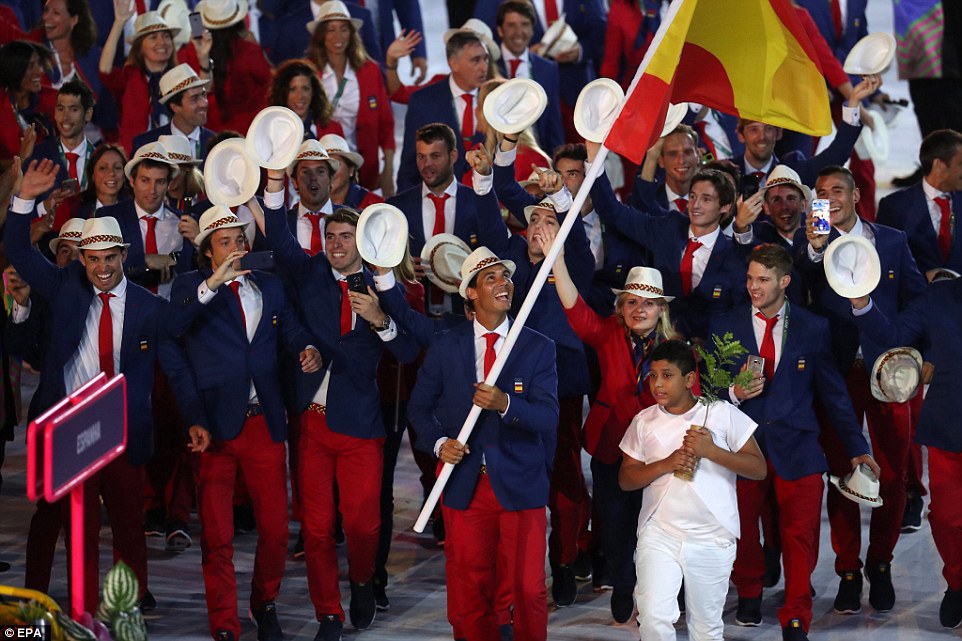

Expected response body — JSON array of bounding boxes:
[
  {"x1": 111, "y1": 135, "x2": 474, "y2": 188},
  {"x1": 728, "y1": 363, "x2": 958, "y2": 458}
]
[
  {"x1": 135, "y1": 23, "x2": 172, "y2": 38},
  {"x1": 60, "y1": 231, "x2": 82, "y2": 240},
  {"x1": 80, "y1": 234, "x2": 125, "y2": 247},
  {"x1": 204, "y1": 215, "x2": 241, "y2": 232},
  {"x1": 138, "y1": 151, "x2": 171, "y2": 162},
  {"x1": 325, "y1": 147, "x2": 350, "y2": 157},
  {"x1": 204, "y1": 5, "x2": 241, "y2": 26},
  {"x1": 295, "y1": 150, "x2": 333, "y2": 162},
  {"x1": 838, "y1": 477, "x2": 881, "y2": 503},
  {"x1": 623, "y1": 282, "x2": 664, "y2": 296},
  {"x1": 468, "y1": 256, "x2": 501, "y2": 276},
  {"x1": 163, "y1": 76, "x2": 202, "y2": 97},
  {"x1": 429, "y1": 243, "x2": 463, "y2": 287},
  {"x1": 168, "y1": 151, "x2": 193, "y2": 162},
  {"x1": 320, "y1": 11, "x2": 351, "y2": 21},
  {"x1": 765, "y1": 177, "x2": 803, "y2": 190}
]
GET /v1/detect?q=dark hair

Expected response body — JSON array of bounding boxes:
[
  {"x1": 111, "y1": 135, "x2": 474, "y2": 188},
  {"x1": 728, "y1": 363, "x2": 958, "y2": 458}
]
[
  {"x1": 691, "y1": 168, "x2": 735, "y2": 207},
  {"x1": 920, "y1": 129, "x2": 962, "y2": 175},
  {"x1": 128, "y1": 30, "x2": 176, "y2": 71},
  {"x1": 81, "y1": 143, "x2": 131, "y2": 205},
  {"x1": 496, "y1": 1, "x2": 537, "y2": 27},
  {"x1": 0, "y1": 41, "x2": 52, "y2": 92},
  {"x1": 209, "y1": 21, "x2": 245, "y2": 119},
  {"x1": 816, "y1": 164, "x2": 856, "y2": 190},
  {"x1": 445, "y1": 30, "x2": 484, "y2": 60},
  {"x1": 704, "y1": 159, "x2": 740, "y2": 186},
  {"x1": 649, "y1": 339, "x2": 696, "y2": 375},
  {"x1": 326, "y1": 206, "x2": 360, "y2": 228},
  {"x1": 308, "y1": 17, "x2": 369, "y2": 72},
  {"x1": 61, "y1": 0, "x2": 97, "y2": 54},
  {"x1": 552, "y1": 143, "x2": 587, "y2": 166},
  {"x1": 58, "y1": 79, "x2": 95, "y2": 112},
  {"x1": 736, "y1": 118, "x2": 782, "y2": 134},
  {"x1": 749, "y1": 244, "x2": 793, "y2": 278},
  {"x1": 268, "y1": 59, "x2": 334, "y2": 127},
  {"x1": 206, "y1": 130, "x2": 243, "y2": 156},
  {"x1": 416, "y1": 122, "x2": 457, "y2": 154},
  {"x1": 665, "y1": 123, "x2": 698, "y2": 150}
]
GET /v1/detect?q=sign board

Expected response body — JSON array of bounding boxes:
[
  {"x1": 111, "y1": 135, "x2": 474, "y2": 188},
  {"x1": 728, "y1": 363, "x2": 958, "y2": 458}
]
[{"x1": 27, "y1": 373, "x2": 127, "y2": 503}]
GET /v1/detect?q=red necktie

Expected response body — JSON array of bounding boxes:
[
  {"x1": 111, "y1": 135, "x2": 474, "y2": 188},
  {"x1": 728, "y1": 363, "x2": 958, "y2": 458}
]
[
  {"x1": 674, "y1": 198, "x2": 688, "y2": 214},
  {"x1": 339, "y1": 280, "x2": 352, "y2": 335},
  {"x1": 98, "y1": 292, "x2": 115, "y2": 377},
  {"x1": 544, "y1": 0, "x2": 559, "y2": 27},
  {"x1": 428, "y1": 192, "x2": 450, "y2": 238},
  {"x1": 229, "y1": 281, "x2": 247, "y2": 335},
  {"x1": 65, "y1": 151, "x2": 79, "y2": 181},
  {"x1": 508, "y1": 58, "x2": 521, "y2": 79},
  {"x1": 461, "y1": 93, "x2": 475, "y2": 147},
  {"x1": 141, "y1": 216, "x2": 158, "y2": 254},
  {"x1": 692, "y1": 120, "x2": 718, "y2": 159},
  {"x1": 680, "y1": 238, "x2": 703, "y2": 296},
  {"x1": 756, "y1": 312, "x2": 779, "y2": 381},
  {"x1": 830, "y1": 0, "x2": 843, "y2": 40},
  {"x1": 304, "y1": 212, "x2": 324, "y2": 256},
  {"x1": 936, "y1": 195, "x2": 953, "y2": 261},
  {"x1": 752, "y1": 171, "x2": 766, "y2": 181},
  {"x1": 483, "y1": 332, "x2": 499, "y2": 379}
]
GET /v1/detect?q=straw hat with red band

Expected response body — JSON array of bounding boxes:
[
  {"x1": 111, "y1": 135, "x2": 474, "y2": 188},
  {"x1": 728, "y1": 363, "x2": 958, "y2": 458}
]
[
  {"x1": 80, "y1": 217, "x2": 130, "y2": 251},
  {"x1": 307, "y1": 0, "x2": 363, "y2": 34},
  {"x1": 319, "y1": 133, "x2": 364, "y2": 170},
  {"x1": 126, "y1": 12, "x2": 180, "y2": 44},
  {"x1": 159, "y1": 63, "x2": 211, "y2": 105},
  {"x1": 158, "y1": 135, "x2": 201, "y2": 166},
  {"x1": 196, "y1": 0, "x2": 248, "y2": 30},
  {"x1": 614, "y1": 266, "x2": 674, "y2": 302},
  {"x1": 286, "y1": 139, "x2": 340, "y2": 177},
  {"x1": 194, "y1": 205, "x2": 251, "y2": 248},
  {"x1": 49, "y1": 217, "x2": 86, "y2": 255},
  {"x1": 125, "y1": 142, "x2": 180, "y2": 181},
  {"x1": 458, "y1": 247, "x2": 516, "y2": 299}
]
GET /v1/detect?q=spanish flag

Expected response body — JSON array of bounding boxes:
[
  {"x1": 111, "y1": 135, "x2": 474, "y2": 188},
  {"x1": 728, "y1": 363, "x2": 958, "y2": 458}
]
[{"x1": 605, "y1": 0, "x2": 833, "y2": 164}]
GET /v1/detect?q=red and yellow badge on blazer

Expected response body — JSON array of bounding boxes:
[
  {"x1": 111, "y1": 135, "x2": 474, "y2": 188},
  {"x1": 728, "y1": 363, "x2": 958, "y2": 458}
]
[
  {"x1": 514, "y1": 378, "x2": 524, "y2": 394},
  {"x1": 797, "y1": 357, "x2": 806, "y2": 371}
]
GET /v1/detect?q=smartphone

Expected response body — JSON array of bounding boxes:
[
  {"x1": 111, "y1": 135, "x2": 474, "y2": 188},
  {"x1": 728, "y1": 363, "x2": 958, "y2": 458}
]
[
  {"x1": 739, "y1": 174, "x2": 760, "y2": 199},
  {"x1": 61, "y1": 178, "x2": 78, "y2": 194},
  {"x1": 346, "y1": 272, "x2": 367, "y2": 295},
  {"x1": 812, "y1": 198, "x2": 831, "y2": 234},
  {"x1": 189, "y1": 11, "x2": 204, "y2": 39},
  {"x1": 747, "y1": 355, "x2": 766, "y2": 377},
  {"x1": 238, "y1": 251, "x2": 274, "y2": 271}
]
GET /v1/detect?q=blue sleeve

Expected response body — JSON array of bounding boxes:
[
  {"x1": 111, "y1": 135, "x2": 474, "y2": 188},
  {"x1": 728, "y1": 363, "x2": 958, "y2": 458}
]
[
  {"x1": 499, "y1": 335, "x2": 560, "y2": 437},
  {"x1": 377, "y1": 283, "x2": 439, "y2": 349},
  {"x1": 590, "y1": 170, "x2": 656, "y2": 249},
  {"x1": 262, "y1": 203, "x2": 312, "y2": 284},
  {"x1": 397, "y1": 96, "x2": 422, "y2": 191},
  {"x1": 2, "y1": 205, "x2": 67, "y2": 300},
  {"x1": 408, "y1": 337, "x2": 447, "y2": 455},
  {"x1": 812, "y1": 324, "x2": 869, "y2": 459},
  {"x1": 492, "y1": 161, "x2": 539, "y2": 226}
]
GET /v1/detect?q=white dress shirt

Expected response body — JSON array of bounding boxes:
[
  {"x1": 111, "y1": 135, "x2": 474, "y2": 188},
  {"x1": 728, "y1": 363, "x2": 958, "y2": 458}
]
[
  {"x1": 65, "y1": 278, "x2": 128, "y2": 395},
  {"x1": 422, "y1": 179, "x2": 459, "y2": 239},
  {"x1": 323, "y1": 63, "x2": 360, "y2": 149},
  {"x1": 922, "y1": 177, "x2": 951, "y2": 237},
  {"x1": 448, "y1": 75, "x2": 478, "y2": 139},
  {"x1": 296, "y1": 199, "x2": 334, "y2": 252},
  {"x1": 666, "y1": 183, "x2": 686, "y2": 213},
  {"x1": 500, "y1": 45, "x2": 530, "y2": 79},
  {"x1": 685, "y1": 225, "x2": 720, "y2": 290},
  {"x1": 582, "y1": 209, "x2": 604, "y2": 270},
  {"x1": 171, "y1": 124, "x2": 203, "y2": 160},
  {"x1": 751, "y1": 301, "x2": 787, "y2": 373},
  {"x1": 136, "y1": 202, "x2": 181, "y2": 300},
  {"x1": 197, "y1": 274, "x2": 263, "y2": 402}
]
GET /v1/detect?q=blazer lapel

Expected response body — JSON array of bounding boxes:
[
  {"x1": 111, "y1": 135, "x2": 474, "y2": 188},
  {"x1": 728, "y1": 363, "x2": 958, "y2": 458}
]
[{"x1": 119, "y1": 288, "x2": 141, "y2": 372}]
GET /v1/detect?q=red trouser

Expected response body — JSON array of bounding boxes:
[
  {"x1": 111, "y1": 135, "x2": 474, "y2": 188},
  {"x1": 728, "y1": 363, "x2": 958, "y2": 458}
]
[
  {"x1": 62, "y1": 454, "x2": 148, "y2": 613},
  {"x1": 143, "y1": 368, "x2": 195, "y2": 526},
  {"x1": 928, "y1": 447, "x2": 962, "y2": 591},
  {"x1": 820, "y1": 364, "x2": 911, "y2": 573},
  {"x1": 298, "y1": 409, "x2": 383, "y2": 621},
  {"x1": 445, "y1": 474, "x2": 548, "y2": 641},
  {"x1": 907, "y1": 387, "x2": 926, "y2": 496},
  {"x1": 732, "y1": 462, "x2": 824, "y2": 631},
  {"x1": 548, "y1": 396, "x2": 588, "y2": 567},
  {"x1": 197, "y1": 415, "x2": 288, "y2": 639}
]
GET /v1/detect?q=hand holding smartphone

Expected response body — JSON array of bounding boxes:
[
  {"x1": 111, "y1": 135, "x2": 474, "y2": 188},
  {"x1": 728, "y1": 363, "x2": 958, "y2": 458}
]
[
  {"x1": 747, "y1": 355, "x2": 766, "y2": 377},
  {"x1": 811, "y1": 199, "x2": 831, "y2": 235},
  {"x1": 346, "y1": 272, "x2": 367, "y2": 295}
]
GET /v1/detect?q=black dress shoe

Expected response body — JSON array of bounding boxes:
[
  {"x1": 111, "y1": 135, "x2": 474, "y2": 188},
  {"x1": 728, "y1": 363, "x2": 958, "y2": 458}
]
[
  {"x1": 140, "y1": 589, "x2": 156, "y2": 612},
  {"x1": 349, "y1": 581, "x2": 376, "y2": 630},
  {"x1": 144, "y1": 508, "x2": 165, "y2": 537},
  {"x1": 610, "y1": 586, "x2": 633, "y2": 623},
  {"x1": 233, "y1": 505, "x2": 256, "y2": 535},
  {"x1": 833, "y1": 572, "x2": 862, "y2": 614},
  {"x1": 865, "y1": 562, "x2": 895, "y2": 612},
  {"x1": 214, "y1": 631, "x2": 236, "y2": 641},
  {"x1": 314, "y1": 615, "x2": 343, "y2": 641},
  {"x1": 591, "y1": 553, "x2": 612, "y2": 592},
  {"x1": 763, "y1": 546, "x2": 782, "y2": 587},
  {"x1": 249, "y1": 602, "x2": 283, "y2": 641},
  {"x1": 735, "y1": 596, "x2": 762, "y2": 626},
  {"x1": 292, "y1": 531, "x2": 305, "y2": 559},
  {"x1": 165, "y1": 523, "x2": 192, "y2": 552},
  {"x1": 941, "y1": 588, "x2": 962, "y2": 629},
  {"x1": 551, "y1": 564, "x2": 577, "y2": 607},
  {"x1": 572, "y1": 550, "x2": 592, "y2": 582},
  {"x1": 782, "y1": 618, "x2": 809, "y2": 641},
  {"x1": 372, "y1": 576, "x2": 390, "y2": 611},
  {"x1": 901, "y1": 490, "x2": 923, "y2": 532},
  {"x1": 432, "y1": 514, "x2": 446, "y2": 547},
  {"x1": 677, "y1": 581, "x2": 685, "y2": 614}
]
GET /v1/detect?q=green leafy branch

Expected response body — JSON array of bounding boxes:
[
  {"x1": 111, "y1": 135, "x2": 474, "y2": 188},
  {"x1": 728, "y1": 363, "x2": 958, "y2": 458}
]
[{"x1": 694, "y1": 332, "x2": 755, "y2": 406}]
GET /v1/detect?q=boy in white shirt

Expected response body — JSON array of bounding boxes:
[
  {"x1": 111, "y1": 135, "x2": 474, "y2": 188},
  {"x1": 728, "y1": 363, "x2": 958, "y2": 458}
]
[{"x1": 619, "y1": 340, "x2": 767, "y2": 640}]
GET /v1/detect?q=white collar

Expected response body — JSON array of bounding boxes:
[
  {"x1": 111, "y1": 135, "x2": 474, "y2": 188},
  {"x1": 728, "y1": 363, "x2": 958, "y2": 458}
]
[
  {"x1": 61, "y1": 138, "x2": 89, "y2": 155},
  {"x1": 422, "y1": 179, "x2": 458, "y2": 199},
  {"x1": 93, "y1": 275, "x2": 128, "y2": 298},
  {"x1": 751, "y1": 299, "x2": 787, "y2": 321},
  {"x1": 134, "y1": 201, "x2": 170, "y2": 220},
  {"x1": 473, "y1": 316, "x2": 510, "y2": 340},
  {"x1": 172, "y1": 123, "x2": 201, "y2": 141},
  {"x1": 837, "y1": 216, "x2": 864, "y2": 237},
  {"x1": 298, "y1": 199, "x2": 333, "y2": 216},
  {"x1": 922, "y1": 176, "x2": 948, "y2": 201},
  {"x1": 448, "y1": 74, "x2": 477, "y2": 101},
  {"x1": 501, "y1": 44, "x2": 528, "y2": 64},
  {"x1": 688, "y1": 225, "x2": 721, "y2": 249}
]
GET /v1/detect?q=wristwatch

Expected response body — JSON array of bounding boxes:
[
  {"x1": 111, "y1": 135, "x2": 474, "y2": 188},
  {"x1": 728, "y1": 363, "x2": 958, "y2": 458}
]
[{"x1": 371, "y1": 316, "x2": 391, "y2": 332}]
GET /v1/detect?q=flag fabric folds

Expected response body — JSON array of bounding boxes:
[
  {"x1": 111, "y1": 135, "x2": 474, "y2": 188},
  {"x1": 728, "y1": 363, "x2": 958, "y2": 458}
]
[{"x1": 605, "y1": 0, "x2": 834, "y2": 164}]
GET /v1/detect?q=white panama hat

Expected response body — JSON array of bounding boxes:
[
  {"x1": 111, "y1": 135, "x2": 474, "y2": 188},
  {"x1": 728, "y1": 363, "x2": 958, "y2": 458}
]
[
  {"x1": 443, "y1": 18, "x2": 501, "y2": 61},
  {"x1": 574, "y1": 78, "x2": 624, "y2": 143},
  {"x1": 843, "y1": 32, "x2": 896, "y2": 76},
  {"x1": 196, "y1": 0, "x2": 249, "y2": 30},
  {"x1": 49, "y1": 217, "x2": 86, "y2": 254},
  {"x1": 79, "y1": 216, "x2": 130, "y2": 251},
  {"x1": 421, "y1": 233, "x2": 472, "y2": 295},
  {"x1": 830, "y1": 464, "x2": 883, "y2": 508},
  {"x1": 158, "y1": 63, "x2": 211, "y2": 105},
  {"x1": 246, "y1": 106, "x2": 305, "y2": 171},
  {"x1": 482, "y1": 78, "x2": 548, "y2": 136},
  {"x1": 824, "y1": 234, "x2": 881, "y2": 298},
  {"x1": 870, "y1": 347, "x2": 923, "y2": 404},
  {"x1": 194, "y1": 204, "x2": 251, "y2": 247},
  {"x1": 204, "y1": 138, "x2": 260, "y2": 208},
  {"x1": 356, "y1": 203, "x2": 409, "y2": 269},
  {"x1": 458, "y1": 247, "x2": 516, "y2": 299},
  {"x1": 614, "y1": 266, "x2": 674, "y2": 302},
  {"x1": 307, "y1": 0, "x2": 363, "y2": 34}
]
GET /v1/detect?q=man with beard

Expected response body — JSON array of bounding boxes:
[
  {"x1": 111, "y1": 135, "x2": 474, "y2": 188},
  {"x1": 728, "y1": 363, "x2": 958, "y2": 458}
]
[
  {"x1": 390, "y1": 123, "x2": 496, "y2": 315},
  {"x1": 284, "y1": 139, "x2": 340, "y2": 257}
]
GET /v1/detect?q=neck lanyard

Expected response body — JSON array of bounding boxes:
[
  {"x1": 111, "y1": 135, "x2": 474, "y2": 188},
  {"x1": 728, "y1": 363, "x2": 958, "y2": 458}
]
[{"x1": 331, "y1": 76, "x2": 348, "y2": 110}]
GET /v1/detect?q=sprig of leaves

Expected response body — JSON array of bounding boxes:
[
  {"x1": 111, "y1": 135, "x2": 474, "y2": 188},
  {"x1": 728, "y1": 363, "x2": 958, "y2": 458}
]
[{"x1": 694, "y1": 332, "x2": 755, "y2": 405}]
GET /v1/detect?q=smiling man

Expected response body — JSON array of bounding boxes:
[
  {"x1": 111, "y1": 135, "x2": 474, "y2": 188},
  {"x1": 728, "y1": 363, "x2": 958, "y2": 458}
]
[
  {"x1": 409, "y1": 246, "x2": 559, "y2": 641},
  {"x1": 284, "y1": 139, "x2": 340, "y2": 256}
]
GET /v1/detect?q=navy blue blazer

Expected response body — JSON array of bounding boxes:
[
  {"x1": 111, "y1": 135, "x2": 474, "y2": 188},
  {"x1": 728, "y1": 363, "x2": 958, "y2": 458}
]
[
  {"x1": 376, "y1": 284, "x2": 465, "y2": 349},
  {"x1": 167, "y1": 269, "x2": 318, "y2": 442},
  {"x1": 853, "y1": 279, "x2": 962, "y2": 452},
  {"x1": 3, "y1": 207, "x2": 203, "y2": 466},
  {"x1": 130, "y1": 123, "x2": 216, "y2": 168},
  {"x1": 262, "y1": 203, "x2": 420, "y2": 439},
  {"x1": 264, "y1": 0, "x2": 382, "y2": 67},
  {"x1": 731, "y1": 120, "x2": 862, "y2": 187},
  {"x1": 96, "y1": 200, "x2": 196, "y2": 282},
  {"x1": 397, "y1": 79, "x2": 486, "y2": 191},
  {"x1": 876, "y1": 183, "x2": 962, "y2": 274},
  {"x1": 495, "y1": 53, "x2": 563, "y2": 155},
  {"x1": 388, "y1": 181, "x2": 487, "y2": 256},
  {"x1": 793, "y1": 220, "x2": 928, "y2": 370},
  {"x1": 591, "y1": 171, "x2": 748, "y2": 339},
  {"x1": 409, "y1": 321, "x2": 559, "y2": 511},
  {"x1": 796, "y1": 0, "x2": 868, "y2": 70},
  {"x1": 711, "y1": 304, "x2": 868, "y2": 480},
  {"x1": 28, "y1": 137, "x2": 96, "y2": 205}
]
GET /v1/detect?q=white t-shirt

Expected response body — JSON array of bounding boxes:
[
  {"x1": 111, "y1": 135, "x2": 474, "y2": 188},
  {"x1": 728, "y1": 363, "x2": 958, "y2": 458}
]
[{"x1": 620, "y1": 399, "x2": 757, "y2": 545}]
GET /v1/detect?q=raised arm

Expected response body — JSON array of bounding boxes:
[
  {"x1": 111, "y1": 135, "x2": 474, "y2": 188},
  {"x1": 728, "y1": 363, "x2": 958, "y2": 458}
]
[{"x1": 99, "y1": 0, "x2": 133, "y2": 75}]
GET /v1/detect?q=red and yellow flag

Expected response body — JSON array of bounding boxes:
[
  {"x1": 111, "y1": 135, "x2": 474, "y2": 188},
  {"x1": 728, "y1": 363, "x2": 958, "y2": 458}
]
[{"x1": 605, "y1": 0, "x2": 833, "y2": 164}]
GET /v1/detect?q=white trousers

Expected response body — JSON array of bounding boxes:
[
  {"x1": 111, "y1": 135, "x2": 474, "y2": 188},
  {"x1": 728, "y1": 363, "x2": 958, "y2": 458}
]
[{"x1": 634, "y1": 522, "x2": 736, "y2": 641}]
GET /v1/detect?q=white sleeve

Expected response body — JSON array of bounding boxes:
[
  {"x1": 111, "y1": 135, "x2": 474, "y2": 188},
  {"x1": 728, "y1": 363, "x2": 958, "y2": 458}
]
[
  {"x1": 722, "y1": 401, "x2": 758, "y2": 453},
  {"x1": 472, "y1": 169, "x2": 493, "y2": 195},
  {"x1": 263, "y1": 189, "x2": 285, "y2": 210},
  {"x1": 619, "y1": 413, "x2": 647, "y2": 462},
  {"x1": 494, "y1": 145, "x2": 517, "y2": 167}
]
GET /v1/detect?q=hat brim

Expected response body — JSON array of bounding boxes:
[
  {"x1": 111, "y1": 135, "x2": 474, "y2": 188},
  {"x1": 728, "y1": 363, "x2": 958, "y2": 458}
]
[
  {"x1": 194, "y1": 219, "x2": 250, "y2": 249},
  {"x1": 661, "y1": 102, "x2": 688, "y2": 138},
  {"x1": 573, "y1": 78, "x2": 624, "y2": 143},
  {"x1": 612, "y1": 287, "x2": 674, "y2": 302},
  {"x1": 124, "y1": 155, "x2": 180, "y2": 182},
  {"x1": 204, "y1": 139, "x2": 260, "y2": 208},
  {"x1": 159, "y1": 77, "x2": 212, "y2": 105},
  {"x1": 870, "y1": 347, "x2": 923, "y2": 403},
  {"x1": 843, "y1": 32, "x2": 896, "y2": 76},
  {"x1": 307, "y1": 16, "x2": 364, "y2": 35},
  {"x1": 246, "y1": 107, "x2": 306, "y2": 170},
  {"x1": 327, "y1": 148, "x2": 363, "y2": 170},
  {"x1": 421, "y1": 234, "x2": 471, "y2": 294},
  {"x1": 829, "y1": 475, "x2": 884, "y2": 508},
  {"x1": 199, "y1": 0, "x2": 249, "y2": 29},
  {"x1": 356, "y1": 204, "x2": 409, "y2": 269},
  {"x1": 823, "y1": 234, "x2": 881, "y2": 299},
  {"x1": 49, "y1": 235, "x2": 79, "y2": 255},
  {"x1": 458, "y1": 259, "x2": 517, "y2": 299},
  {"x1": 483, "y1": 78, "x2": 547, "y2": 136},
  {"x1": 854, "y1": 108, "x2": 889, "y2": 162}
]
